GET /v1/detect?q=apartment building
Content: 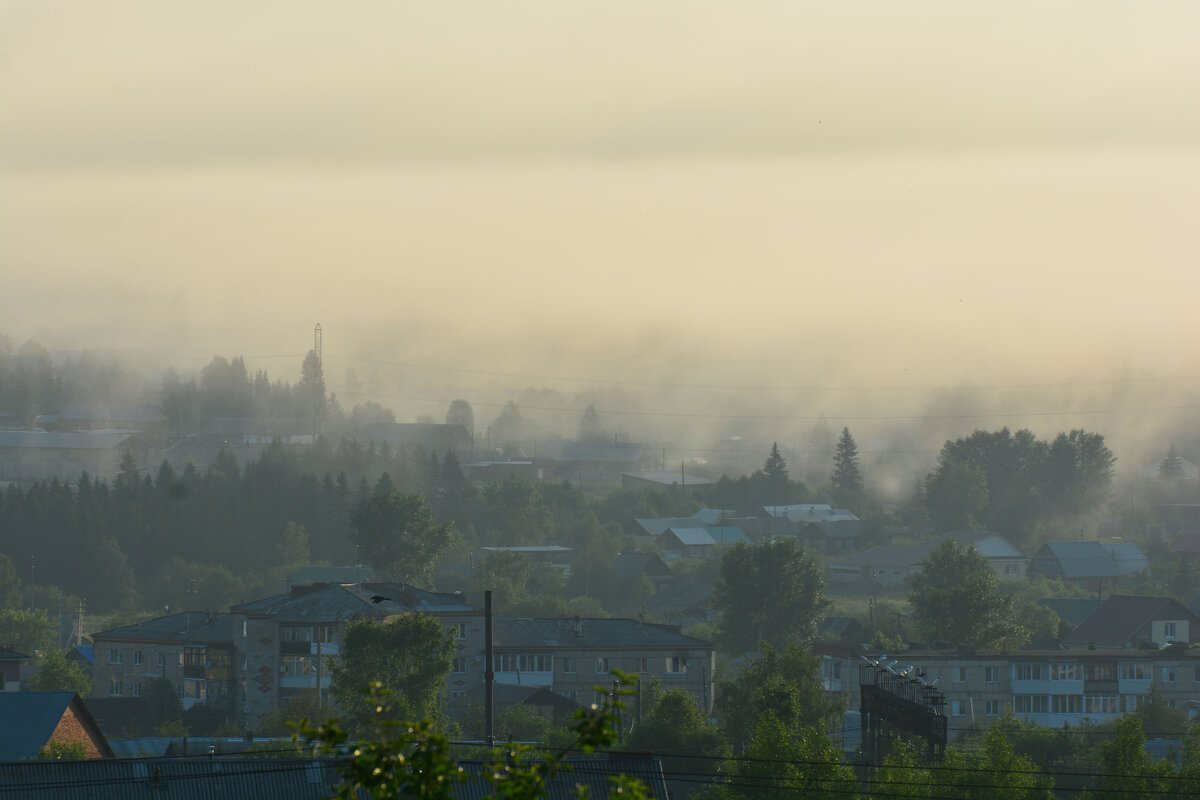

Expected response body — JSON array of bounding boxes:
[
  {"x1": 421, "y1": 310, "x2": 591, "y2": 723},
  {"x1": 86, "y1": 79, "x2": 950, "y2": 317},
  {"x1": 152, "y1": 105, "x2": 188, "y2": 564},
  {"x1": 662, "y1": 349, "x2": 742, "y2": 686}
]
[
  {"x1": 840, "y1": 645, "x2": 1200, "y2": 738},
  {"x1": 491, "y1": 618, "x2": 717, "y2": 712}
]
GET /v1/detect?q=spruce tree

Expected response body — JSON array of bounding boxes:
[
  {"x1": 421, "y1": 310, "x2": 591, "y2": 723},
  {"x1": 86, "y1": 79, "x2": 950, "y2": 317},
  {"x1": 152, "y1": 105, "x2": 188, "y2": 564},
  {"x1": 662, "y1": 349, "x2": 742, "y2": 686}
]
[
  {"x1": 831, "y1": 427, "x2": 863, "y2": 511},
  {"x1": 761, "y1": 442, "x2": 790, "y2": 502}
]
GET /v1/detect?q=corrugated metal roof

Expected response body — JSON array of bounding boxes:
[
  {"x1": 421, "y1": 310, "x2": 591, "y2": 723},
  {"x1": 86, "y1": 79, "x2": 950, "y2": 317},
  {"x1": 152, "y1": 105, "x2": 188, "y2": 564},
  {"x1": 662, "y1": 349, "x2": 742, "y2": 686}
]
[
  {"x1": 663, "y1": 527, "x2": 716, "y2": 547},
  {"x1": 493, "y1": 618, "x2": 712, "y2": 651},
  {"x1": 633, "y1": 517, "x2": 705, "y2": 537},
  {"x1": 232, "y1": 582, "x2": 478, "y2": 622},
  {"x1": 0, "y1": 692, "x2": 112, "y2": 761},
  {"x1": 1062, "y1": 595, "x2": 1200, "y2": 648},
  {"x1": 621, "y1": 471, "x2": 713, "y2": 487},
  {"x1": 0, "y1": 431, "x2": 146, "y2": 450},
  {"x1": 1033, "y1": 541, "x2": 1149, "y2": 578},
  {"x1": 93, "y1": 613, "x2": 234, "y2": 646}
]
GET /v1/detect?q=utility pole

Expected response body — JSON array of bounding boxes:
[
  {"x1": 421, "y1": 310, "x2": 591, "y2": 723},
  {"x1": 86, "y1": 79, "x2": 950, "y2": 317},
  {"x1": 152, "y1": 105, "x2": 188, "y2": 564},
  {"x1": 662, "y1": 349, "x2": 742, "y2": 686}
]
[{"x1": 485, "y1": 590, "x2": 494, "y2": 747}]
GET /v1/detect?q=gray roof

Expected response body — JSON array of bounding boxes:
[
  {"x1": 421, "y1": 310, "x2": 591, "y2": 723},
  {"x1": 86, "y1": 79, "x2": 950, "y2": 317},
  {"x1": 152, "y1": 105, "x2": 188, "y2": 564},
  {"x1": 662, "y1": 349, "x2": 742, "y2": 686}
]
[
  {"x1": 93, "y1": 612, "x2": 234, "y2": 646},
  {"x1": 622, "y1": 471, "x2": 713, "y2": 487},
  {"x1": 537, "y1": 441, "x2": 646, "y2": 464},
  {"x1": 663, "y1": 527, "x2": 716, "y2": 547},
  {"x1": 494, "y1": 618, "x2": 712, "y2": 651},
  {"x1": 642, "y1": 584, "x2": 715, "y2": 618},
  {"x1": 59, "y1": 402, "x2": 166, "y2": 424},
  {"x1": 762, "y1": 504, "x2": 860, "y2": 524},
  {"x1": 1062, "y1": 595, "x2": 1200, "y2": 648},
  {"x1": 0, "y1": 691, "x2": 112, "y2": 761},
  {"x1": 481, "y1": 546, "x2": 574, "y2": 554},
  {"x1": 633, "y1": 517, "x2": 707, "y2": 537},
  {"x1": 1031, "y1": 541, "x2": 1149, "y2": 578},
  {"x1": 828, "y1": 532, "x2": 1022, "y2": 572},
  {"x1": 693, "y1": 508, "x2": 737, "y2": 525},
  {"x1": 1036, "y1": 597, "x2": 1103, "y2": 626},
  {"x1": 201, "y1": 417, "x2": 311, "y2": 436},
  {"x1": 232, "y1": 582, "x2": 479, "y2": 622},
  {"x1": 0, "y1": 431, "x2": 146, "y2": 450},
  {"x1": 610, "y1": 553, "x2": 675, "y2": 584},
  {"x1": 804, "y1": 520, "x2": 864, "y2": 540}
]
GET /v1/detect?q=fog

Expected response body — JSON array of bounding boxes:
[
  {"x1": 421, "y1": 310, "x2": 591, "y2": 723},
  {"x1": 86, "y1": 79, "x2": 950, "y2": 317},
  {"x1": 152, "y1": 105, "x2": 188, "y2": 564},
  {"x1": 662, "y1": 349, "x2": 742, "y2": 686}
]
[{"x1": 2, "y1": 1, "x2": 1198, "y2": 490}]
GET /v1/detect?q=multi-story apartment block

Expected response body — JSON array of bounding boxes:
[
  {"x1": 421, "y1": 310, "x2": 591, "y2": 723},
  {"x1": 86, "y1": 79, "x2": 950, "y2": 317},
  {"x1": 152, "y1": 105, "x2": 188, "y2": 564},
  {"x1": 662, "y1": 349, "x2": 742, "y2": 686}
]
[
  {"x1": 840, "y1": 645, "x2": 1200, "y2": 738},
  {"x1": 491, "y1": 618, "x2": 717, "y2": 712},
  {"x1": 91, "y1": 612, "x2": 237, "y2": 714},
  {"x1": 92, "y1": 585, "x2": 718, "y2": 729},
  {"x1": 230, "y1": 582, "x2": 482, "y2": 724}
]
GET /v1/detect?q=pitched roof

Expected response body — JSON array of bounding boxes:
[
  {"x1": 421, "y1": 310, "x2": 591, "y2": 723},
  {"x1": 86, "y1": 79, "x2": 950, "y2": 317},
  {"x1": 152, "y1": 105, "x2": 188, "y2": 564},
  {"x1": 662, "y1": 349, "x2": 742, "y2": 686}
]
[
  {"x1": 828, "y1": 533, "x2": 1023, "y2": 572},
  {"x1": 662, "y1": 527, "x2": 716, "y2": 547},
  {"x1": 0, "y1": 691, "x2": 113, "y2": 761},
  {"x1": 1036, "y1": 597, "x2": 1103, "y2": 626},
  {"x1": 693, "y1": 508, "x2": 737, "y2": 525},
  {"x1": 705, "y1": 526, "x2": 752, "y2": 546},
  {"x1": 0, "y1": 647, "x2": 31, "y2": 661},
  {"x1": 633, "y1": 517, "x2": 706, "y2": 537},
  {"x1": 231, "y1": 582, "x2": 478, "y2": 622},
  {"x1": 804, "y1": 520, "x2": 864, "y2": 539},
  {"x1": 621, "y1": 471, "x2": 713, "y2": 487},
  {"x1": 1062, "y1": 595, "x2": 1200, "y2": 648},
  {"x1": 642, "y1": 583, "x2": 715, "y2": 618},
  {"x1": 537, "y1": 441, "x2": 647, "y2": 464},
  {"x1": 0, "y1": 431, "x2": 146, "y2": 451},
  {"x1": 610, "y1": 553, "x2": 675, "y2": 583},
  {"x1": 493, "y1": 618, "x2": 712, "y2": 651},
  {"x1": 1032, "y1": 541, "x2": 1149, "y2": 578}
]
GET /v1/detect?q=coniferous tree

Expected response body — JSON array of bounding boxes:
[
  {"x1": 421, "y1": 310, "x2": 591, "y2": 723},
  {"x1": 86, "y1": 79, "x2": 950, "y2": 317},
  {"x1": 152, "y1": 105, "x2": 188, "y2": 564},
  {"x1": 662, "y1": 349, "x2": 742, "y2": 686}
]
[
  {"x1": 761, "y1": 443, "x2": 790, "y2": 502},
  {"x1": 831, "y1": 427, "x2": 863, "y2": 511}
]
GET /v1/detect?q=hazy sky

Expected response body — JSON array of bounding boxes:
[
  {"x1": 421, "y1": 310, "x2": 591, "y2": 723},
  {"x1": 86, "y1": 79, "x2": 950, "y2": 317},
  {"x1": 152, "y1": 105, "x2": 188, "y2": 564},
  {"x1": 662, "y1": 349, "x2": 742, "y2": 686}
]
[{"x1": 2, "y1": 1, "x2": 1198, "y2": 463}]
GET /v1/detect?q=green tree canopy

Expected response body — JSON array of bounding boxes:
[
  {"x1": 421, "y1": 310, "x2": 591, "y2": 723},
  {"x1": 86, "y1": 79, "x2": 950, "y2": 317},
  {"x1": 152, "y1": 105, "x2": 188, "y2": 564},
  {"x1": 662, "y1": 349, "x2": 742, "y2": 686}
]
[
  {"x1": 27, "y1": 649, "x2": 90, "y2": 696},
  {"x1": 831, "y1": 427, "x2": 864, "y2": 511},
  {"x1": 908, "y1": 540, "x2": 1025, "y2": 648},
  {"x1": 445, "y1": 399, "x2": 474, "y2": 437},
  {"x1": 351, "y1": 488, "x2": 454, "y2": 585},
  {"x1": 330, "y1": 614, "x2": 454, "y2": 734},
  {"x1": 713, "y1": 540, "x2": 829, "y2": 653},
  {"x1": 715, "y1": 642, "x2": 840, "y2": 748}
]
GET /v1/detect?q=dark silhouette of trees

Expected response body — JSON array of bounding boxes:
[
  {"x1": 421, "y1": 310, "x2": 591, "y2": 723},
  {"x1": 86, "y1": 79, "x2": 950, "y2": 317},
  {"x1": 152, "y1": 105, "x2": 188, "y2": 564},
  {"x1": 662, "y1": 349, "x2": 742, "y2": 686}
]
[
  {"x1": 445, "y1": 399, "x2": 474, "y2": 437},
  {"x1": 831, "y1": 427, "x2": 863, "y2": 511},
  {"x1": 713, "y1": 540, "x2": 828, "y2": 654}
]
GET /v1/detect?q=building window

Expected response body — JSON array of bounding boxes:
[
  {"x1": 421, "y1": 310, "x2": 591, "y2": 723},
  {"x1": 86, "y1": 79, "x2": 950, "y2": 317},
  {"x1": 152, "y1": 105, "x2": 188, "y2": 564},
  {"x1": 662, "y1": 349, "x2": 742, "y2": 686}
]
[
  {"x1": 108, "y1": 649, "x2": 121, "y2": 665},
  {"x1": 1014, "y1": 695, "x2": 1049, "y2": 714},
  {"x1": 636, "y1": 658, "x2": 649, "y2": 673},
  {"x1": 985, "y1": 667, "x2": 999, "y2": 683},
  {"x1": 1014, "y1": 664, "x2": 1043, "y2": 681},
  {"x1": 282, "y1": 656, "x2": 312, "y2": 676},
  {"x1": 1084, "y1": 695, "x2": 1118, "y2": 714},
  {"x1": 596, "y1": 658, "x2": 611, "y2": 674},
  {"x1": 1164, "y1": 622, "x2": 1177, "y2": 639},
  {"x1": 594, "y1": 690, "x2": 609, "y2": 706},
  {"x1": 561, "y1": 658, "x2": 576, "y2": 674},
  {"x1": 450, "y1": 623, "x2": 466, "y2": 640},
  {"x1": 1119, "y1": 662, "x2": 1148, "y2": 681},
  {"x1": 985, "y1": 700, "x2": 1001, "y2": 716},
  {"x1": 132, "y1": 649, "x2": 143, "y2": 666},
  {"x1": 1162, "y1": 667, "x2": 1177, "y2": 683},
  {"x1": 1121, "y1": 695, "x2": 1147, "y2": 713},
  {"x1": 518, "y1": 654, "x2": 552, "y2": 673},
  {"x1": 953, "y1": 667, "x2": 967, "y2": 683},
  {"x1": 183, "y1": 679, "x2": 207, "y2": 701},
  {"x1": 562, "y1": 690, "x2": 577, "y2": 701},
  {"x1": 667, "y1": 657, "x2": 688, "y2": 674},
  {"x1": 1004, "y1": 563, "x2": 1019, "y2": 576},
  {"x1": 132, "y1": 682, "x2": 142, "y2": 697},
  {"x1": 1052, "y1": 694, "x2": 1082, "y2": 713},
  {"x1": 950, "y1": 700, "x2": 966, "y2": 716},
  {"x1": 451, "y1": 657, "x2": 466, "y2": 675},
  {"x1": 1049, "y1": 664, "x2": 1079, "y2": 681},
  {"x1": 1085, "y1": 663, "x2": 1116, "y2": 681},
  {"x1": 109, "y1": 680, "x2": 122, "y2": 696},
  {"x1": 157, "y1": 652, "x2": 165, "y2": 668}
]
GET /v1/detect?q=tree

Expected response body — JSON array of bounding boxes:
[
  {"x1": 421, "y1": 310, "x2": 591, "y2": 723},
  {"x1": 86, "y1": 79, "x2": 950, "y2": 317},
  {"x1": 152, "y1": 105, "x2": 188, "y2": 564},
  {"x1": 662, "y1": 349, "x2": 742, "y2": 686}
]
[
  {"x1": 470, "y1": 550, "x2": 532, "y2": 613},
  {"x1": 831, "y1": 427, "x2": 864, "y2": 511},
  {"x1": 716, "y1": 642, "x2": 840, "y2": 749},
  {"x1": 719, "y1": 714, "x2": 856, "y2": 800},
  {"x1": 908, "y1": 540, "x2": 1024, "y2": 648},
  {"x1": 713, "y1": 540, "x2": 829, "y2": 654},
  {"x1": 577, "y1": 405, "x2": 604, "y2": 443},
  {"x1": 297, "y1": 349, "x2": 327, "y2": 434},
  {"x1": 0, "y1": 553, "x2": 21, "y2": 609},
  {"x1": 1098, "y1": 716, "x2": 1173, "y2": 800},
  {"x1": 330, "y1": 614, "x2": 455, "y2": 734},
  {"x1": 445, "y1": 399, "x2": 475, "y2": 438},
  {"x1": 483, "y1": 476, "x2": 551, "y2": 546},
  {"x1": 351, "y1": 488, "x2": 454, "y2": 585},
  {"x1": 28, "y1": 649, "x2": 90, "y2": 695},
  {"x1": 0, "y1": 608, "x2": 57, "y2": 655},
  {"x1": 760, "y1": 443, "x2": 790, "y2": 501},
  {"x1": 489, "y1": 401, "x2": 526, "y2": 446}
]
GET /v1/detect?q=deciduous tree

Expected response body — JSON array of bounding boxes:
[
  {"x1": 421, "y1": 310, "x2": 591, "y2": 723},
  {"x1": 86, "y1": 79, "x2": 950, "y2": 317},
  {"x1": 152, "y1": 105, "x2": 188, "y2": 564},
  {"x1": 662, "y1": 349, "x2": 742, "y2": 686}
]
[
  {"x1": 713, "y1": 540, "x2": 828, "y2": 653},
  {"x1": 908, "y1": 540, "x2": 1024, "y2": 648},
  {"x1": 351, "y1": 488, "x2": 454, "y2": 585}
]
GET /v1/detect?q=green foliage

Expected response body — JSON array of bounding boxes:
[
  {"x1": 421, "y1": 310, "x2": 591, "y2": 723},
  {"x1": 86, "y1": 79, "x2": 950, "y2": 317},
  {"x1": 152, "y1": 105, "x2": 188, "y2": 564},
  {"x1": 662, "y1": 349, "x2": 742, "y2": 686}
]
[
  {"x1": 297, "y1": 672, "x2": 649, "y2": 800},
  {"x1": 1134, "y1": 685, "x2": 1188, "y2": 738},
  {"x1": 0, "y1": 608, "x2": 57, "y2": 655},
  {"x1": 1099, "y1": 716, "x2": 1174, "y2": 800},
  {"x1": 831, "y1": 427, "x2": 864, "y2": 512},
  {"x1": 0, "y1": 553, "x2": 21, "y2": 609},
  {"x1": 35, "y1": 740, "x2": 89, "y2": 760},
  {"x1": 924, "y1": 427, "x2": 1114, "y2": 547},
  {"x1": 908, "y1": 540, "x2": 1025, "y2": 648},
  {"x1": 719, "y1": 714, "x2": 856, "y2": 800},
  {"x1": 351, "y1": 487, "x2": 454, "y2": 584},
  {"x1": 470, "y1": 550, "x2": 532, "y2": 613},
  {"x1": 716, "y1": 642, "x2": 839, "y2": 749},
  {"x1": 483, "y1": 477, "x2": 551, "y2": 546},
  {"x1": 330, "y1": 614, "x2": 454, "y2": 734},
  {"x1": 713, "y1": 540, "x2": 828, "y2": 653},
  {"x1": 28, "y1": 649, "x2": 90, "y2": 696},
  {"x1": 445, "y1": 399, "x2": 475, "y2": 437},
  {"x1": 143, "y1": 676, "x2": 185, "y2": 725}
]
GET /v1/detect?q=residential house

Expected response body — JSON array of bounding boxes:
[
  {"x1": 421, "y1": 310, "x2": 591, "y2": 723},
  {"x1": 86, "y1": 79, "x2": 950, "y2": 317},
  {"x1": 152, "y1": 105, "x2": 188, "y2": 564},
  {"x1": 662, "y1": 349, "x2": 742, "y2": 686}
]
[
  {"x1": 0, "y1": 648, "x2": 30, "y2": 692},
  {"x1": 0, "y1": 431, "x2": 148, "y2": 484},
  {"x1": 464, "y1": 457, "x2": 541, "y2": 482},
  {"x1": 231, "y1": 582, "x2": 482, "y2": 724},
  {"x1": 0, "y1": 691, "x2": 114, "y2": 760},
  {"x1": 91, "y1": 612, "x2": 237, "y2": 714},
  {"x1": 642, "y1": 583, "x2": 716, "y2": 628},
  {"x1": 536, "y1": 441, "x2": 648, "y2": 481},
  {"x1": 492, "y1": 618, "x2": 717, "y2": 711},
  {"x1": 657, "y1": 526, "x2": 750, "y2": 560},
  {"x1": 610, "y1": 553, "x2": 677, "y2": 596},
  {"x1": 800, "y1": 520, "x2": 864, "y2": 554},
  {"x1": 1160, "y1": 504, "x2": 1200, "y2": 536},
  {"x1": 827, "y1": 532, "x2": 1025, "y2": 588},
  {"x1": 42, "y1": 402, "x2": 167, "y2": 435},
  {"x1": 1035, "y1": 598, "x2": 1102, "y2": 627},
  {"x1": 458, "y1": 683, "x2": 581, "y2": 725},
  {"x1": 620, "y1": 471, "x2": 713, "y2": 491},
  {"x1": 1026, "y1": 541, "x2": 1149, "y2": 588},
  {"x1": 200, "y1": 418, "x2": 313, "y2": 446},
  {"x1": 1061, "y1": 595, "x2": 1200, "y2": 650}
]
